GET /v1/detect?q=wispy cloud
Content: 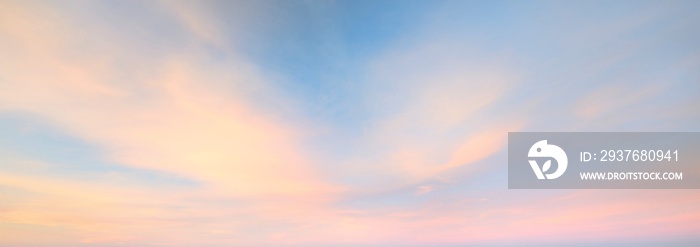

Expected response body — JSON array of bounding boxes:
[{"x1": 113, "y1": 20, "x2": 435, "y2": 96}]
[{"x1": 0, "y1": 0, "x2": 699, "y2": 246}]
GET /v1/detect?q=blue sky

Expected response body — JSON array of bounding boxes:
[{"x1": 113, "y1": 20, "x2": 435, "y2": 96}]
[{"x1": 0, "y1": 0, "x2": 699, "y2": 246}]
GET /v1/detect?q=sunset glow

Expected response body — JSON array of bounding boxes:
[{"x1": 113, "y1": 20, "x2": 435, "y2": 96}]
[{"x1": 1, "y1": 1, "x2": 699, "y2": 246}]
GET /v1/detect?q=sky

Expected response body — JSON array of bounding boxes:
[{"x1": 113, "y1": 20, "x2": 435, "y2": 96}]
[{"x1": 0, "y1": 0, "x2": 699, "y2": 246}]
